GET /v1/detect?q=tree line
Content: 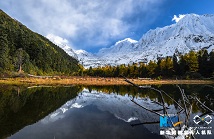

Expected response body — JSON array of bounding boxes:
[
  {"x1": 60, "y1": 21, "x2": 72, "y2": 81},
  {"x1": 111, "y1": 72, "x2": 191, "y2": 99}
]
[{"x1": 82, "y1": 50, "x2": 214, "y2": 79}]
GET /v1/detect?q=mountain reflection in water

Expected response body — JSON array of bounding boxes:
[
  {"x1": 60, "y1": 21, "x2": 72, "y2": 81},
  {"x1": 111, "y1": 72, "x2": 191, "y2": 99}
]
[
  {"x1": 8, "y1": 88, "x2": 163, "y2": 139},
  {"x1": 2, "y1": 84, "x2": 214, "y2": 139}
]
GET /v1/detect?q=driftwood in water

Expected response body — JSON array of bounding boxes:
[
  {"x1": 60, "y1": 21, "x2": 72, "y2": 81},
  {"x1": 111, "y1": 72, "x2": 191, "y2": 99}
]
[{"x1": 122, "y1": 75, "x2": 213, "y2": 139}]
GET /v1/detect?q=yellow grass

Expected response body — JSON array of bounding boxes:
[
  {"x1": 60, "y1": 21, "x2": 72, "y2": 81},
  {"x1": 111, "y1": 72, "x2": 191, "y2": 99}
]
[{"x1": 0, "y1": 77, "x2": 213, "y2": 86}]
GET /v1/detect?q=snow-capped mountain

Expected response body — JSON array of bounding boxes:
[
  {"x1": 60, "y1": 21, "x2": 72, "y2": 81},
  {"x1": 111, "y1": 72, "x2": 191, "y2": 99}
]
[
  {"x1": 75, "y1": 38, "x2": 139, "y2": 68},
  {"x1": 98, "y1": 38, "x2": 138, "y2": 56},
  {"x1": 46, "y1": 34, "x2": 78, "y2": 60},
  {"x1": 75, "y1": 49, "x2": 106, "y2": 68},
  {"x1": 41, "y1": 88, "x2": 164, "y2": 134},
  {"x1": 76, "y1": 14, "x2": 214, "y2": 68},
  {"x1": 138, "y1": 14, "x2": 214, "y2": 58},
  {"x1": 39, "y1": 89, "x2": 213, "y2": 139}
]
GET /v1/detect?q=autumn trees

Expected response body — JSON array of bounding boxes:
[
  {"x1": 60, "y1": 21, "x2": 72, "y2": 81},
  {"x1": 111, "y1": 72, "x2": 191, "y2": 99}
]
[{"x1": 83, "y1": 50, "x2": 214, "y2": 79}]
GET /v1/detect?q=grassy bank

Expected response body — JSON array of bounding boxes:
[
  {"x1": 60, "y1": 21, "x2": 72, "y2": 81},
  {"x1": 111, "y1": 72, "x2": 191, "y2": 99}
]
[{"x1": 0, "y1": 77, "x2": 213, "y2": 86}]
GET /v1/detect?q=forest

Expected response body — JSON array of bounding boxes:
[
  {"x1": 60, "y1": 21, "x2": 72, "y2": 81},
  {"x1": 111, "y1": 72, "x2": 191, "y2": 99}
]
[
  {"x1": 83, "y1": 50, "x2": 214, "y2": 79},
  {"x1": 0, "y1": 10, "x2": 80, "y2": 76}
]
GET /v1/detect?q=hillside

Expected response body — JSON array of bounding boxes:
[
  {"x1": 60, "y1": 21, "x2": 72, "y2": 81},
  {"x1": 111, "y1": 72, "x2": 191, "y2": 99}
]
[{"x1": 0, "y1": 10, "x2": 80, "y2": 76}]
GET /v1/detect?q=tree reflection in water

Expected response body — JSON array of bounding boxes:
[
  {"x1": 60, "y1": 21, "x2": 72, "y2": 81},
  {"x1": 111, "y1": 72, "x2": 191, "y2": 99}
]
[{"x1": 122, "y1": 77, "x2": 214, "y2": 139}]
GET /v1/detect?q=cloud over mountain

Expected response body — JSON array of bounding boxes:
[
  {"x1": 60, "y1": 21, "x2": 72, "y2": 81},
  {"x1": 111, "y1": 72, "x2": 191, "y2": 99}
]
[{"x1": 0, "y1": 0, "x2": 165, "y2": 50}]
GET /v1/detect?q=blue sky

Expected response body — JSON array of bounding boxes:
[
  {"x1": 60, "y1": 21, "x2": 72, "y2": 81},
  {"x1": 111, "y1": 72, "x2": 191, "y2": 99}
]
[{"x1": 1, "y1": 0, "x2": 214, "y2": 53}]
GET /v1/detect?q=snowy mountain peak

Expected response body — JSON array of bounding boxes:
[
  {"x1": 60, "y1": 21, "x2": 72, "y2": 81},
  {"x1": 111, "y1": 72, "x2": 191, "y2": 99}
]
[
  {"x1": 46, "y1": 34, "x2": 78, "y2": 60},
  {"x1": 97, "y1": 38, "x2": 138, "y2": 56},
  {"x1": 140, "y1": 13, "x2": 214, "y2": 48},
  {"x1": 75, "y1": 49, "x2": 88, "y2": 55}
]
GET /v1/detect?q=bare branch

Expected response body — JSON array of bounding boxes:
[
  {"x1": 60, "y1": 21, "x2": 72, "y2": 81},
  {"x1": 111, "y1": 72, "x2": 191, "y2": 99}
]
[
  {"x1": 194, "y1": 97, "x2": 214, "y2": 113},
  {"x1": 131, "y1": 99, "x2": 162, "y2": 116}
]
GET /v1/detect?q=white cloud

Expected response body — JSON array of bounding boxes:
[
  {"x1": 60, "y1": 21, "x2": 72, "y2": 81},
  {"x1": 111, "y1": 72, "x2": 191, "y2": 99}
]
[
  {"x1": 172, "y1": 14, "x2": 186, "y2": 23},
  {"x1": 0, "y1": 0, "x2": 165, "y2": 50}
]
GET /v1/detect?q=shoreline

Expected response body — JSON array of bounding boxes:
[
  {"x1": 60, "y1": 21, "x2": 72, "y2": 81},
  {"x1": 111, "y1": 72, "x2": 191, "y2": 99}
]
[{"x1": 0, "y1": 77, "x2": 213, "y2": 86}]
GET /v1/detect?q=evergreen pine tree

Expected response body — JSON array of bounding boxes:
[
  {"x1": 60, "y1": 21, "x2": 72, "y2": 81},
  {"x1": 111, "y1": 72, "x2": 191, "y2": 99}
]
[
  {"x1": 173, "y1": 54, "x2": 179, "y2": 75},
  {"x1": 198, "y1": 50, "x2": 209, "y2": 77},
  {"x1": 209, "y1": 51, "x2": 214, "y2": 77}
]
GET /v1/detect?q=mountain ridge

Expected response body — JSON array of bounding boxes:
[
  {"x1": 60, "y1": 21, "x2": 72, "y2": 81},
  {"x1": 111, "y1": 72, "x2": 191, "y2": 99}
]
[{"x1": 73, "y1": 13, "x2": 214, "y2": 68}]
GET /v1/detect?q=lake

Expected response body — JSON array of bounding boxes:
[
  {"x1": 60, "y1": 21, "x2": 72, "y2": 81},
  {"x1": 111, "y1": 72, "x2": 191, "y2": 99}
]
[{"x1": 0, "y1": 84, "x2": 213, "y2": 139}]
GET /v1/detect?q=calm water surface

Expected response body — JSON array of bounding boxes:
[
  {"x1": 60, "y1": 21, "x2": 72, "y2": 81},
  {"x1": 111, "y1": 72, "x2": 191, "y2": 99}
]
[{"x1": 0, "y1": 84, "x2": 213, "y2": 139}]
